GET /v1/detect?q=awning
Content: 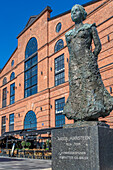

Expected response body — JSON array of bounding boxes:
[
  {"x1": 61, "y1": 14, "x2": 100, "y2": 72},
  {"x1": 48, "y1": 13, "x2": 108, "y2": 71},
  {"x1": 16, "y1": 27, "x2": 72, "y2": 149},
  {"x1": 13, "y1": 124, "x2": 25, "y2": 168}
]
[{"x1": 0, "y1": 127, "x2": 62, "y2": 139}]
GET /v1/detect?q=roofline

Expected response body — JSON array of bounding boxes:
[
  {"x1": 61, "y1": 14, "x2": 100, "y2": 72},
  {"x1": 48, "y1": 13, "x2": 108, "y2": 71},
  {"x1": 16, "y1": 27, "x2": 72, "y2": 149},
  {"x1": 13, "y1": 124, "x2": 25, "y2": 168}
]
[
  {"x1": 0, "y1": 47, "x2": 18, "y2": 73},
  {"x1": 17, "y1": 1, "x2": 102, "y2": 38},
  {"x1": 25, "y1": 15, "x2": 38, "y2": 28},
  {"x1": 0, "y1": 0, "x2": 104, "y2": 73},
  {"x1": 49, "y1": 0, "x2": 102, "y2": 21},
  {"x1": 48, "y1": 9, "x2": 71, "y2": 21},
  {"x1": 17, "y1": 6, "x2": 52, "y2": 39},
  {"x1": 83, "y1": 0, "x2": 102, "y2": 7}
]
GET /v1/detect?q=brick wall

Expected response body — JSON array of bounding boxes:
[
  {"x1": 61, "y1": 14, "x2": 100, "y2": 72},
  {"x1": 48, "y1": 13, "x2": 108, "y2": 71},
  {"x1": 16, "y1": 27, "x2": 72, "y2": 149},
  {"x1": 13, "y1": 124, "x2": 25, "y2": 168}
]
[{"x1": 0, "y1": 0, "x2": 113, "y2": 136}]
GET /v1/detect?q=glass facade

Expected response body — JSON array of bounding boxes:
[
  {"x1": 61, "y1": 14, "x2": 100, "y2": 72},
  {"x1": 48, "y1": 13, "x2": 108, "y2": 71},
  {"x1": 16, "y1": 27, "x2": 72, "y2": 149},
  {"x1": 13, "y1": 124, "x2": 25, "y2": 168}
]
[
  {"x1": 24, "y1": 110, "x2": 37, "y2": 130},
  {"x1": 54, "y1": 39, "x2": 64, "y2": 53},
  {"x1": 1, "y1": 116, "x2": 6, "y2": 134},
  {"x1": 55, "y1": 97, "x2": 65, "y2": 127},
  {"x1": 2, "y1": 87, "x2": 7, "y2": 108},
  {"x1": 10, "y1": 83, "x2": 15, "y2": 105},
  {"x1": 9, "y1": 113, "x2": 14, "y2": 131},
  {"x1": 25, "y1": 37, "x2": 38, "y2": 98},
  {"x1": 55, "y1": 54, "x2": 65, "y2": 86},
  {"x1": 10, "y1": 72, "x2": 15, "y2": 81}
]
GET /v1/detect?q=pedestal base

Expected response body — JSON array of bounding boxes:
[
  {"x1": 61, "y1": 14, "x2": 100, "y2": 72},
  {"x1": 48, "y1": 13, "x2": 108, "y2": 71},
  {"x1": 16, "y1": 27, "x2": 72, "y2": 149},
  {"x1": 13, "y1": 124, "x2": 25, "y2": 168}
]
[{"x1": 52, "y1": 122, "x2": 113, "y2": 170}]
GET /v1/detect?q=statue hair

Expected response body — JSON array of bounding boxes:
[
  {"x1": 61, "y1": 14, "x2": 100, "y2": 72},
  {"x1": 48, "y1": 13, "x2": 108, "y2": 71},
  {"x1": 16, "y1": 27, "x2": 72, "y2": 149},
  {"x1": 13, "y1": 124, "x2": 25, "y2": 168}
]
[{"x1": 71, "y1": 4, "x2": 87, "y2": 21}]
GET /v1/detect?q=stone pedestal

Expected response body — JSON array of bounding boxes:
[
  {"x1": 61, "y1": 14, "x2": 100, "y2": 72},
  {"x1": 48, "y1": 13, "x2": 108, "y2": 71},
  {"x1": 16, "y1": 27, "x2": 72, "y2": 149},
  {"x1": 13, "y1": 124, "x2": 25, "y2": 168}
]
[{"x1": 52, "y1": 122, "x2": 113, "y2": 170}]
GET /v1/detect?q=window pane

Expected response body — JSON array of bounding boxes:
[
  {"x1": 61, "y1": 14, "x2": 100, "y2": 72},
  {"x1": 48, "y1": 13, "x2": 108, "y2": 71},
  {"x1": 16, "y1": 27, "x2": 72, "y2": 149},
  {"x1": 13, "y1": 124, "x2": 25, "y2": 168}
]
[
  {"x1": 9, "y1": 124, "x2": 14, "y2": 132},
  {"x1": 31, "y1": 65, "x2": 37, "y2": 76},
  {"x1": 25, "y1": 79, "x2": 31, "y2": 89},
  {"x1": 10, "y1": 83, "x2": 15, "y2": 96},
  {"x1": 31, "y1": 85, "x2": 37, "y2": 95},
  {"x1": 25, "y1": 38, "x2": 37, "y2": 59},
  {"x1": 10, "y1": 96, "x2": 15, "y2": 104},
  {"x1": 1, "y1": 116, "x2": 6, "y2": 134},
  {"x1": 9, "y1": 113, "x2": 14, "y2": 131},
  {"x1": 25, "y1": 70, "x2": 31, "y2": 79},
  {"x1": 25, "y1": 89, "x2": 30, "y2": 98},
  {"x1": 55, "y1": 39, "x2": 64, "y2": 53},
  {"x1": 9, "y1": 113, "x2": 14, "y2": 124},
  {"x1": 2, "y1": 88, "x2": 7, "y2": 108},
  {"x1": 25, "y1": 60, "x2": 31, "y2": 70},
  {"x1": 55, "y1": 98, "x2": 65, "y2": 127},
  {"x1": 10, "y1": 83, "x2": 15, "y2": 105},
  {"x1": 31, "y1": 75, "x2": 37, "y2": 86},
  {"x1": 24, "y1": 111, "x2": 37, "y2": 130},
  {"x1": 24, "y1": 38, "x2": 38, "y2": 98},
  {"x1": 31, "y1": 55, "x2": 37, "y2": 66},
  {"x1": 55, "y1": 54, "x2": 65, "y2": 86},
  {"x1": 10, "y1": 72, "x2": 15, "y2": 81}
]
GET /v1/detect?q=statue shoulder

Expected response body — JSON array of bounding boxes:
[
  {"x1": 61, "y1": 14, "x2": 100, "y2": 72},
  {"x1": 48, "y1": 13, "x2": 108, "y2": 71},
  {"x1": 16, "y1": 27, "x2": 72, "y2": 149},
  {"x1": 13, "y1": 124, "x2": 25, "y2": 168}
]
[
  {"x1": 83, "y1": 23, "x2": 96, "y2": 29},
  {"x1": 65, "y1": 29, "x2": 73, "y2": 37},
  {"x1": 65, "y1": 29, "x2": 74, "y2": 43}
]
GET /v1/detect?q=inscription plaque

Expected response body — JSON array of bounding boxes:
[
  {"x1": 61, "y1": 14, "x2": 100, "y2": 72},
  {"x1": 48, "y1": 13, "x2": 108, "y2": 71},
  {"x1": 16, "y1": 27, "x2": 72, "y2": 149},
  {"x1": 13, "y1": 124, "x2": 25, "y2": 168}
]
[{"x1": 52, "y1": 125, "x2": 113, "y2": 170}]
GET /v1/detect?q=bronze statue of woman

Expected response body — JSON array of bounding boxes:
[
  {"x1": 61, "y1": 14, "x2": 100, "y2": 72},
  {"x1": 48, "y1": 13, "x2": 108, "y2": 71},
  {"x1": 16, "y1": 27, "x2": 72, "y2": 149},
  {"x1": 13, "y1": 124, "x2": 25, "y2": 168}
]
[{"x1": 63, "y1": 4, "x2": 113, "y2": 121}]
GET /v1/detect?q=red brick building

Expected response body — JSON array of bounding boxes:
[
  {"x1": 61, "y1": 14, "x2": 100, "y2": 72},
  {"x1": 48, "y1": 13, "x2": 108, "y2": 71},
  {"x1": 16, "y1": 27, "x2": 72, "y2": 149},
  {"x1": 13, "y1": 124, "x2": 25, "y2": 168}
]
[{"x1": 0, "y1": 0, "x2": 113, "y2": 138}]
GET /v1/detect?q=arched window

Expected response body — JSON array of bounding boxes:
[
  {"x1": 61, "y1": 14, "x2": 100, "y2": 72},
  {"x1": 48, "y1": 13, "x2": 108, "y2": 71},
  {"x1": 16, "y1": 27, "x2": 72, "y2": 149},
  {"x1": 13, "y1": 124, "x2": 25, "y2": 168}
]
[
  {"x1": 10, "y1": 72, "x2": 15, "y2": 81},
  {"x1": 24, "y1": 110, "x2": 37, "y2": 130},
  {"x1": 25, "y1": 37, "x2": 37, "y2": 59},
  {"x1": 54, "y1": 39, "x2": 64, "y2": 53},
  {"x1": 24, "y1": 37, "x2": 38, "y2": 98},
  {"x1": 3, "y1": 77, "x2": 7, "y2": 85}
]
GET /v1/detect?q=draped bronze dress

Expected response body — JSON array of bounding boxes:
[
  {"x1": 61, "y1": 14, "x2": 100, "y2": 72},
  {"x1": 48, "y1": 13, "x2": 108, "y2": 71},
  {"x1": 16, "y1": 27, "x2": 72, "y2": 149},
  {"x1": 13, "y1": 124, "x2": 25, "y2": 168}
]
[{"x1": 63, "y1": 23, "x2": 113, "y2": 121}]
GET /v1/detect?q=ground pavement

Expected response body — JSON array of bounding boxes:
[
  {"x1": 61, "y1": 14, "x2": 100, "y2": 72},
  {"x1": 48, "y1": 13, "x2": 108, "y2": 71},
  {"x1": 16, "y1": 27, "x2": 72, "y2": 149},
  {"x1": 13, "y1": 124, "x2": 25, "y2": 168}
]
[{"x1": 0, "y1": 156, "x2": 52, "y2": 170}]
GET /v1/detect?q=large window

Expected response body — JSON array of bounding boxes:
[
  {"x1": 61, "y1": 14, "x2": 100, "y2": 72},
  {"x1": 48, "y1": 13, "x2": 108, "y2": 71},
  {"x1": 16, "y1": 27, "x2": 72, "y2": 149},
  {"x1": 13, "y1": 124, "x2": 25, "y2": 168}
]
[
  {"x1": 55, "y1": 97, "x2": 65, "y2": 127},
  {"x1": 9, "y1": 113, "x2": 14, "y2": 131},
  {"x1": 1, "y1": 116, "x2": 6, "y2": 134},
  {"x1": 55, "y1": 54, "x2": 65, "y2": 86},
  {"x1": 25, "y1": 37, "x2": 37, "y2": 59},
  {"x1": 24, "y1": 111, "x2": 37, "y2": 130},
  {"x1": 10, "y1": 83, "x2": 15, "y2": 105},
  {"x1": 2, "y1": 87, "x2": 7, "y2": 108},
  {"x1": 54, "y1": 39, "x2": 64, "y2": 53},
  {"x1": 25, "y1": 37, "x2": 38, "y2": 98}
]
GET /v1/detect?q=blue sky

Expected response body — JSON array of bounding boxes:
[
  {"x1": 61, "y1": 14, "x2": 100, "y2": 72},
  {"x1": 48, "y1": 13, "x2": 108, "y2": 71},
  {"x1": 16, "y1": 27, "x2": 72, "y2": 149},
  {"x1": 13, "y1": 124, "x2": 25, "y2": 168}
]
[{"x1": 0, "y1": 0, "x2": 91, "y2": 69}]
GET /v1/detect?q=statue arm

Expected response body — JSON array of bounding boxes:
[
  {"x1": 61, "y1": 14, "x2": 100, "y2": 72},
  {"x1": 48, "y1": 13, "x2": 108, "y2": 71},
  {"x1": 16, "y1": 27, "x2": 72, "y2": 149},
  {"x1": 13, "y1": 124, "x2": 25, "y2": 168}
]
[{"x1": 91, "y1": 26, "x2": 102, "y2": 58}]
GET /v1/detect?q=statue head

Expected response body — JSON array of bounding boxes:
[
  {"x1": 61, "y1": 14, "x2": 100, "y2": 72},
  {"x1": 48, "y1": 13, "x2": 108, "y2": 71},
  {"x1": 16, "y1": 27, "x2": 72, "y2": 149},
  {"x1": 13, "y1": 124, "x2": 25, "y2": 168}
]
[{"x1": 71, "y1": 4, "x2": 87, "y2": 22}]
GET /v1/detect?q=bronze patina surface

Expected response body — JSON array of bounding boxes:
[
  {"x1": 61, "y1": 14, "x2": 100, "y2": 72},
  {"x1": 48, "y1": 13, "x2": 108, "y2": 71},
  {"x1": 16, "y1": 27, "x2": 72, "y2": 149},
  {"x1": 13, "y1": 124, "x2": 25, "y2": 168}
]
[{"x1": 63, "y1": 4, "x2": 113, "y2": 121}]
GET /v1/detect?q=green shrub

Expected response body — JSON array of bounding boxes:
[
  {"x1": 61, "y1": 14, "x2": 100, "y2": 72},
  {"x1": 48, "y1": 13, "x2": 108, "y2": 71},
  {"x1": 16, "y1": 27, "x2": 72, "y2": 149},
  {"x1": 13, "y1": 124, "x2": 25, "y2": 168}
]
[
  {"x1": 26, "y1": 142, "x2": 31, "y2": 148},
  {"x1": 21, "y1": 141, "x2": 26, "y2": 149}
]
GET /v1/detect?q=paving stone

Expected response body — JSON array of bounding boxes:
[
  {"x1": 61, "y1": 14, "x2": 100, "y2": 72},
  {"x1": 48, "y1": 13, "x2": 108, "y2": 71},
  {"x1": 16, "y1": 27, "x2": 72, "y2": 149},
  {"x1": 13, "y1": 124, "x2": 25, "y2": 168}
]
[{"x1": 0, "y1": 157, "x2": 51, "y2": 170}]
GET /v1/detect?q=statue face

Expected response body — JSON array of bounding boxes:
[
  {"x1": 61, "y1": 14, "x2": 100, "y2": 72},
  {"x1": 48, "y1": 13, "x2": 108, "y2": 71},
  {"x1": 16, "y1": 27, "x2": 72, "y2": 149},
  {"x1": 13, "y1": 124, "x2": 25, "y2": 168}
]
[{"x1": 71, "y1": 6, "x2": 82, "y2": 22}]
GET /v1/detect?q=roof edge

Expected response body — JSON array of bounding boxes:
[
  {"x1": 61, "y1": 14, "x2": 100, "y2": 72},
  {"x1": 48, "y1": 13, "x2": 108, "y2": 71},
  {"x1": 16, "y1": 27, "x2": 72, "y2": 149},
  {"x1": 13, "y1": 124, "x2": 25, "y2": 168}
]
[
  {"x1": 0, "y1": 47, "x2": 18, "y2": 74},
  {"x1": 17, "y1": 6, "x2": 52, "y2": 39},
  {"x1": 49, "y1": 0, "x2": 102, "y2": 21},
  {"x1": 83, "y1": 0, "x2": 102, "y2": 7},
  {"x1": 25, "y1": 15, "x2": 38, "y2": 28}
]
